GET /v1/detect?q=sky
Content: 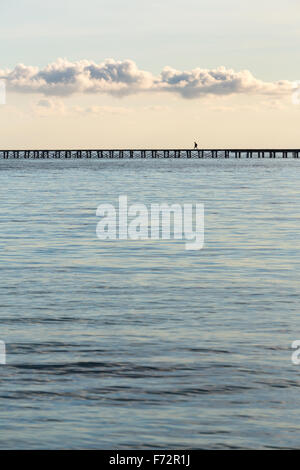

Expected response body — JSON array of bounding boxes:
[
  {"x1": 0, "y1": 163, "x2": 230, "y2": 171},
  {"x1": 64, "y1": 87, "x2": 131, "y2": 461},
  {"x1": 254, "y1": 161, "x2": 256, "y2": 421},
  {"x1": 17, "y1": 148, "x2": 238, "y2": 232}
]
[{"x1": 0, "y1": 0, "x2": 300, "y2": 148}]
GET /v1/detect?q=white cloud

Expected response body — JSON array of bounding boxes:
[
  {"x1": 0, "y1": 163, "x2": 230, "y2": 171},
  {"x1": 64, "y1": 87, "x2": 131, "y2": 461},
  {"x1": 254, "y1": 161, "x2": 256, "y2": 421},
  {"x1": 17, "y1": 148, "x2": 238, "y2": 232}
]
[
  {"x1": 31, "y1": 100, "x2": 134, "y2": 117},
  {"x1": 33, "y1": 97, "x2": 66, "y2": 116},
  {"x1": 158, "y1": 66, "x2": 291, "y2": 98},
  {"x1": 0, "y1": 58, "x2": 293, "y2": 99},
  {"x1": 84, "y1": 105, "x2": 132, "y2": 115}
]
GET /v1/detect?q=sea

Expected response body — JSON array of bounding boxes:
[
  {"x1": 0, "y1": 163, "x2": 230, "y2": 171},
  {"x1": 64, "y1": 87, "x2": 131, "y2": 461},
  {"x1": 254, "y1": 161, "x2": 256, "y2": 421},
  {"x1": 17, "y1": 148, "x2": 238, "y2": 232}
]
[{"x1": 0, "y1": 156, "x2": 300, "y2": 449}]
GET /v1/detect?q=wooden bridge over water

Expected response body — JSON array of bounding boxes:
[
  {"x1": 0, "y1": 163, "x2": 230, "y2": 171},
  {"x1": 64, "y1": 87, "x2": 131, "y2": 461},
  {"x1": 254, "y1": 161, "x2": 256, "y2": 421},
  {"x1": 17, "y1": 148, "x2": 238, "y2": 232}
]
[{"x1": 1, "y1": 149, "x2": 300, "y2": 159}]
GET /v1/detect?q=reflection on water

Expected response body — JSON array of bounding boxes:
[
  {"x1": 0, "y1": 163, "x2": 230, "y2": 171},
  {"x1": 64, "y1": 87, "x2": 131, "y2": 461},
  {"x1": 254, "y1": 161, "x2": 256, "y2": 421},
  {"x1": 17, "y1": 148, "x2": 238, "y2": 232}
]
[{"x1": 0, "y1": 159, "x2": 300, "y2": 449}]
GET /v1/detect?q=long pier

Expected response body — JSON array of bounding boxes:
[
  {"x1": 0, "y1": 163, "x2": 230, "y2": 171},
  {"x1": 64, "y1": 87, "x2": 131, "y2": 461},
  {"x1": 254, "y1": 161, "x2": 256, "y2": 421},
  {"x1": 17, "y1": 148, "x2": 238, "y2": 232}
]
[{"x1": 0, "y1": 149, "x2": 300, "y2": 159}]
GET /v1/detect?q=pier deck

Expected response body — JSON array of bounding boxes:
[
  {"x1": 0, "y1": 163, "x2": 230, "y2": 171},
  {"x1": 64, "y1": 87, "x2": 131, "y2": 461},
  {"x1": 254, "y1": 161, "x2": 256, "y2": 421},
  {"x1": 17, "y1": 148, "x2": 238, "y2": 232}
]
[{"x1": 0, "y1": 149, "x2": 299, "y2": 159}]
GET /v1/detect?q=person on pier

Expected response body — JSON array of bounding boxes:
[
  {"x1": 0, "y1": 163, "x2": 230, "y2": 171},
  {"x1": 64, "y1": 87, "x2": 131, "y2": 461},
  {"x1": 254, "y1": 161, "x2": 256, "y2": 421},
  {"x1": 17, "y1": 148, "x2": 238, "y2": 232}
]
[{"x1": 194, "y1": 141, "x2": 198, "y2": 149}]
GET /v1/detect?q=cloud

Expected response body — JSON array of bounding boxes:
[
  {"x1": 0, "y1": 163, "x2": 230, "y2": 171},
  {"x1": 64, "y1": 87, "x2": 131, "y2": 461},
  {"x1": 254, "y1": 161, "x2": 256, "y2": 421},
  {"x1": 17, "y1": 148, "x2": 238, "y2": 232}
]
[
  {"x1": 31, "y1": 99, "x2": 134, "y2": 117},
  {"x1": 33, "y1": 97, "x2": 66, "y2": 116},
  {"x1": 0, "y1": 58, "x2": 293, "y2": 99},
  {"x1": 84, "y1": 105, "x2": 132, "y2": 115},
  {"x1": 158, "y1": 66, "x2": 291, "y2": 98}
]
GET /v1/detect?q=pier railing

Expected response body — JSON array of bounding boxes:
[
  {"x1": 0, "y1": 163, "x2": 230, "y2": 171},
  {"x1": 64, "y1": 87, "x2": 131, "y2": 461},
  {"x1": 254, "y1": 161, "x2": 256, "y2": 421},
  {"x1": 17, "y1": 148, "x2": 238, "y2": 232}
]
[{"x1": 0, "y1": 149, "x2": 299, "y2": 159}]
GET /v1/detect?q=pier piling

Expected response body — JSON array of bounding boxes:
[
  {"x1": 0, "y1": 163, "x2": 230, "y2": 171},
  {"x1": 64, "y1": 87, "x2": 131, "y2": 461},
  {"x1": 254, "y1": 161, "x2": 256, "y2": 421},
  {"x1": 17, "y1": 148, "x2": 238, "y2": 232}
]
[{"x1": 1, "y1": 149, "x2": 300, "y2": 160}]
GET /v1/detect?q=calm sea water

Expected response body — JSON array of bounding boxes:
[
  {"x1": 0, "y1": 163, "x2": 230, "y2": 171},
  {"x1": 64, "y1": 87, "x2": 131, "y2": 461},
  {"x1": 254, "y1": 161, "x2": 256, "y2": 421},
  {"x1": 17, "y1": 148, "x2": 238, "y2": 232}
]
[{"x1": 0, "y1": 157, "x2": 300, "y2": 449}]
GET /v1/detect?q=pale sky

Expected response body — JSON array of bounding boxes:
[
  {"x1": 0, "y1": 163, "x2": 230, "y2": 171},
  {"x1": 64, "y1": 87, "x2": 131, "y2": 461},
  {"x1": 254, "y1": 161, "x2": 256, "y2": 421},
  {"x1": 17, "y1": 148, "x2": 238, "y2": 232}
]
[{"x1": 0, "y1": 0, "x2": 300, "y2": 148}]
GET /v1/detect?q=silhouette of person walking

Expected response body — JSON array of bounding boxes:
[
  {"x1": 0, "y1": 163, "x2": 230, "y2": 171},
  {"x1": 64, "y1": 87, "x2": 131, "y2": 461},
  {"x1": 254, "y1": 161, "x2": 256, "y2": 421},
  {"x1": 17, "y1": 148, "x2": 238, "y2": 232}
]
[{"x1": 194, "y1": 141, "x2": 198, "y2": 149}]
